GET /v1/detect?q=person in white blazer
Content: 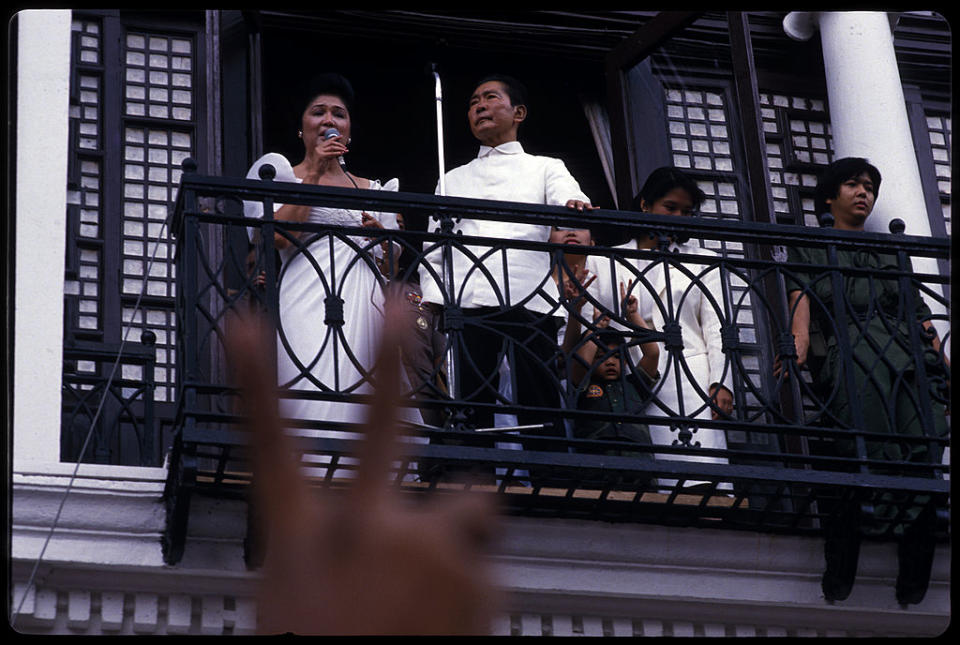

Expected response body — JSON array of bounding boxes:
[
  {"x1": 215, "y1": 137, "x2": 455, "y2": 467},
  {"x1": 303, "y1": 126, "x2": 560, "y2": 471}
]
[
  {"x1": 418, "y1": 74, "x2": 595, "y2": 434},
  {"x1": 587, "y1": 167, "x2": 733, "y2": 492}
]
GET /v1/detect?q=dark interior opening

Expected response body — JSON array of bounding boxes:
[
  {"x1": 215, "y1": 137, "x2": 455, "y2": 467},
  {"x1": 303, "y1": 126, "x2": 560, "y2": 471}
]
[{"x1": 258, "y1": 25, "x2": 615, "y2": 234}]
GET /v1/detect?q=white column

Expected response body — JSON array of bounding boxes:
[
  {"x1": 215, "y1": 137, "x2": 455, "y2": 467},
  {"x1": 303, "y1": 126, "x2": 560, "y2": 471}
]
[
  {"x1": 783, "y1": 11, "x2": 949, "y2": 352},
  {"x1": 786, "y1": 12, "x2": 928, "y2": 235},
  {"x1": 14, "y1": 10, "x2": 73, "y2": 466}
]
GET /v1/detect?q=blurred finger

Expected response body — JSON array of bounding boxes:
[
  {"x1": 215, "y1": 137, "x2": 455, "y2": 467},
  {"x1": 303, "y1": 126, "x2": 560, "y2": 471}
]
[
  {"x1": 433, "y1": 488, "x2": 499, "y2": 554},
  {"x1": 350, "y1": 294, "x2": 411, "y2": 504},
  {"x1": 227, "y1": 313, "x2": 312, "y2": 535}
]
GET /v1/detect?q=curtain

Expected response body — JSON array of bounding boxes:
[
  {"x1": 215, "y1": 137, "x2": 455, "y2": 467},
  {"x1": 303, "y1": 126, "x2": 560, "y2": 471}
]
[{"x1": 580, "y1": 98, "x2": 618, "y2": 209}]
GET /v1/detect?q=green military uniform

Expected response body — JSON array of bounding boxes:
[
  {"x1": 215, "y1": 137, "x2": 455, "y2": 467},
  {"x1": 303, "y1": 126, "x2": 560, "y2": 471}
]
[
  {"x1": 575, "y1": 373, "x2": 655, "y2": 443},
  {"x1": 575, "y1": 370, "x2": 657, "y2": 486},
  {"x1": 393, "y1": 282, "x2": 447, "y2": 428},
  {"x1": 785, "y1": 245, "x2": 948, "y2": 534}
]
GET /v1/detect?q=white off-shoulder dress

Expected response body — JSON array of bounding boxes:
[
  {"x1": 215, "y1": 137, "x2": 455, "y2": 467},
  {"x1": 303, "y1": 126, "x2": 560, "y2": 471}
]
[{"x1": 243, "y1": 153, "x2": 412, "y2": 438}]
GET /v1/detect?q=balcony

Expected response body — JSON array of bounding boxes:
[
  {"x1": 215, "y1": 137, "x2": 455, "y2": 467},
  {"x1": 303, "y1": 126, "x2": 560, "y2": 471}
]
[
  {"x1": 61, "y1": 334, "x2": 159, "y2": 467},
  {"x1": 161, "y1": 158, "x2": 950, "y2": 566}
]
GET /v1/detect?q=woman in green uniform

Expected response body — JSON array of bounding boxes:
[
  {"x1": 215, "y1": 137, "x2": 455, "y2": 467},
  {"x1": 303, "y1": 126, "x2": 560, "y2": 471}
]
[{"x1": 780, "y1": 157, "x2": 949, "y2": 605}]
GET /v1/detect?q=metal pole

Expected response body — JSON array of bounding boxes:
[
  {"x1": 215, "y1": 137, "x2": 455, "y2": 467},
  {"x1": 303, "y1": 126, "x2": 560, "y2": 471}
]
[
  {"x1": 433, "y1": 66, "x2": 446, "y2": 198},
  {"x1": 432, "y1": 66, "x2": 458, "y2": 404}
]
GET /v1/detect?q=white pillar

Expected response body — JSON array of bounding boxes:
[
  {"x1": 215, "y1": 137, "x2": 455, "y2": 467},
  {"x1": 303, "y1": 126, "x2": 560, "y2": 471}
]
[
  {"x1": 793, "y1": 12, "x2": 929, "y2": 235},
  {"x1": 14, "y1": 10, "x2": 73, "y2": 466},
  {"x1": 783, "y1": 11, "x2": 949, "y2": 353}
]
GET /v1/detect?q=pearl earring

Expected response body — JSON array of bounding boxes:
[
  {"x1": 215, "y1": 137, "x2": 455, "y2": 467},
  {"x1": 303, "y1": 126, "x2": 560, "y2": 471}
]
[{"x1": 297, "y1": 130, "x2": 303, "y2": 138}]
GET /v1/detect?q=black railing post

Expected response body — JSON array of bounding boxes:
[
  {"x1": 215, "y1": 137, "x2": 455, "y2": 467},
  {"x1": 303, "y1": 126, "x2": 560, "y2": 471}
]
[
  {"x1": 240, "y1": 163, "x2": 281, "y2": 568},
  {"x1": 163, "y1": 157, "x2": 201, "y2": 565},
  {"x1": 715, "y1": 259, "x2": 739, "y2": 421},
  {"x1": 140, "y1": 329, "x2": 157, "y2": 466},
  {"x1": 435, "y1": 205, "x2": 462, "y2": 408},
  {"x1": 257, "y1": 163, "x2": 282, "y2": 333},
  {"x1": 254, "y1": 163, "x2": 280, "y2": 407},
  {"x1": 887, "y1": 218, "x2": 947, "y2": 603},
  {"x1": 889, "y1": 218, "x2": 945, "y2": 481},
  {"x1": 179, "y1": 158, "x2": 202, "y2": 416},
  {"x1": 657, "y1": 245, "x2": 692, "y2": 449},
  {"x1": 728, "y1": 11, "x2": 808, "y2": 474}
]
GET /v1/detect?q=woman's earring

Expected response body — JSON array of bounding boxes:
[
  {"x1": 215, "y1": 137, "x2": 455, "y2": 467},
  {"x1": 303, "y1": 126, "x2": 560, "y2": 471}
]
[
  {"x1": 297, "y1": 130, "x2": 303, "y2": 139},
  {"x1": 347, "y1": 137, "x2": 352, "y2": 145}
]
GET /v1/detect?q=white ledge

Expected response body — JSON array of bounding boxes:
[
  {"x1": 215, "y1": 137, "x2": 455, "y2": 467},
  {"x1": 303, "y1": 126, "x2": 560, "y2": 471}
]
[{"x1": 13, "y1": 459, "x2": 168, "y2": 482}]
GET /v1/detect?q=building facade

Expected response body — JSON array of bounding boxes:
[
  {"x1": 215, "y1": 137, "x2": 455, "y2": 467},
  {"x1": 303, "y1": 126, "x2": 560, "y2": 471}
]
[{"x1": 9, "y1": 10, "x2": 950, "y2": 635}]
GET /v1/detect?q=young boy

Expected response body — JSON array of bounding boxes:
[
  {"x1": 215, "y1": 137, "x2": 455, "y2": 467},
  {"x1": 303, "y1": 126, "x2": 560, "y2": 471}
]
[
  {"x1": 571, "y1": 286, "x2": 660, "y2": 484},
  {"x1": 574, "y1": 330, "x2": 657, "y2": 446}
]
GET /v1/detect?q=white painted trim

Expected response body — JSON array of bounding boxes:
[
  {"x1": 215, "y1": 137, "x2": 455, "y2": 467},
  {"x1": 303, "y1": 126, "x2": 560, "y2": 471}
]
[
  {"x1": 14, "y1": 9, "x2": 73, "y2": 467},
  {"x1": 10, "y1": 504, "x2": 951, "y2": 636},
  {"x1": 14, "y1": 460, "x2": 168, "y2": 483},
  {"x1": 12, "y1": 465, "x2": 168, "y2": 568},
  {"x1": 492, "y1": 517, "x2": 950, "y2": 624}
]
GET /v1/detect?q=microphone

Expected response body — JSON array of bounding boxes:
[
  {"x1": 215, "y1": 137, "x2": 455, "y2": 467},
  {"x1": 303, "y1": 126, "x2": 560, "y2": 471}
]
[{"x1": 323, "y1": 127, "x2": 346, "y2": 167}]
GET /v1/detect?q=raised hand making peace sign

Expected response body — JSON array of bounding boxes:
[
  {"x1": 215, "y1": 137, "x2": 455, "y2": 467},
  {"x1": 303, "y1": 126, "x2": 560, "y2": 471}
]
[{"x1": 228, "y1": 300, "x2": 500, "y2": 635}]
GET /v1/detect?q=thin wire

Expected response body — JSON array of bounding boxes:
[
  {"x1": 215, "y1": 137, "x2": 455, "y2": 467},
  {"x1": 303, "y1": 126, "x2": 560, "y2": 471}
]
[
  {"x1": 11, "y1": 216, "x2": 171, "y2": 628},
  {"x1": 343, "y1": 167, "x2": 359, "y2": 190}
]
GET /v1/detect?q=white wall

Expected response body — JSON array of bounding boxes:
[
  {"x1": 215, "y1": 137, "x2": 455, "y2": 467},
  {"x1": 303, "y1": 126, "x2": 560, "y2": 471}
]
[{"x1": 13, "y1": 10, "x2": 73, "y2": 467}]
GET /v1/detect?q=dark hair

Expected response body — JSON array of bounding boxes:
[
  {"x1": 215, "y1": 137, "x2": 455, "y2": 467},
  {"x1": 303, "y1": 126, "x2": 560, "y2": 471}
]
[
  {"x1": 473, "y1": 73, "x2": 528, "y2": 109},
  {"x1": 814, "y1": 157, "x2": 882, "y2": 218},
  {"x1": 296, "y1": 73, "x2": 356, "y2": 118},
  {"x1": 631, "y1": 166, "x2": 706, "y2": 212},
  {"x1": 593, "y1": 329, "x2": 627, "y2": 349}
]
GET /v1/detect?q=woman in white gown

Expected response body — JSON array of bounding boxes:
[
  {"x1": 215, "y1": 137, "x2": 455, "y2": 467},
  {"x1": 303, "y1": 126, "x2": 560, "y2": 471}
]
[
  {"x1": 243, "y1": 74, "x2": 413, "y2": 442},
  {"x1": 589, "y1": 167, "x2": 733, "y2": 491}
]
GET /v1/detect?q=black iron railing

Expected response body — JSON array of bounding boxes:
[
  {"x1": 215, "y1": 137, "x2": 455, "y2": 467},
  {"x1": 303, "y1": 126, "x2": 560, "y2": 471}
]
[
  {"x1": 61, "y1": 334, "x2": 158, "y2": 466},
  {"x1": 162, "y1": 158, "x2": 950, "y2": 565}
]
